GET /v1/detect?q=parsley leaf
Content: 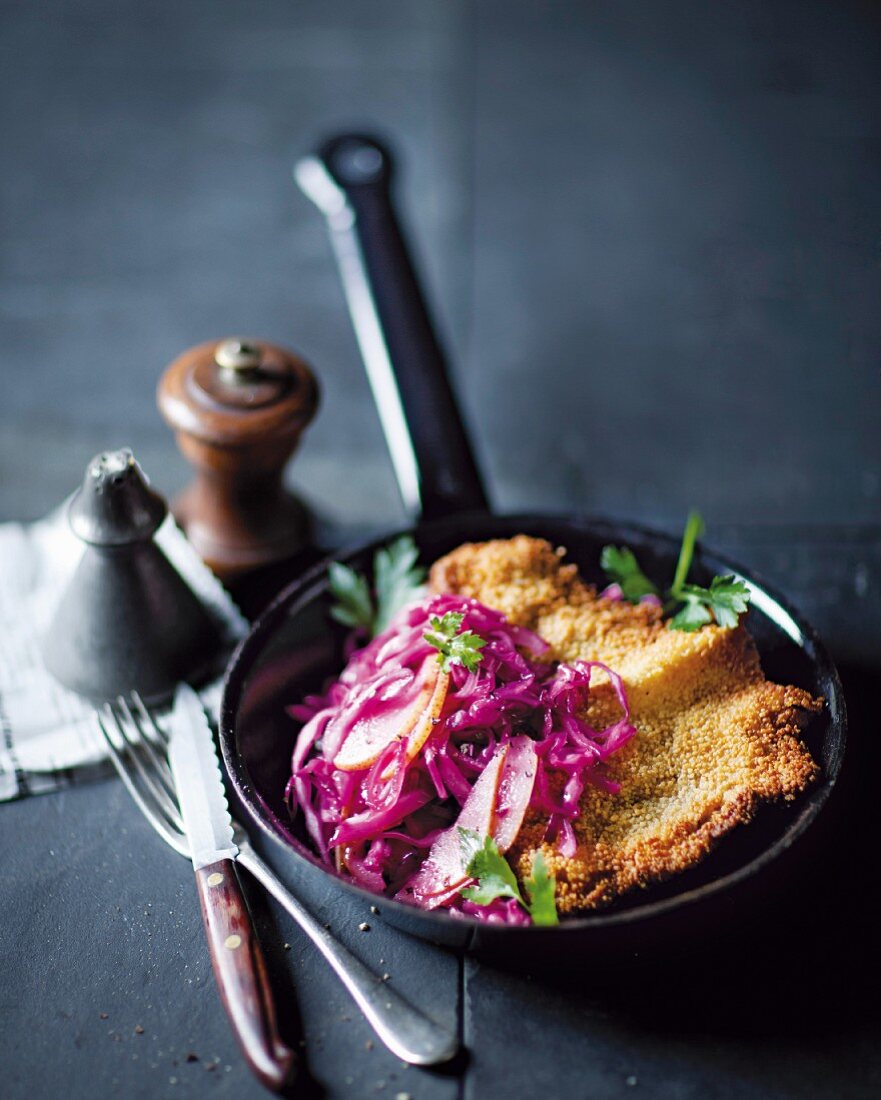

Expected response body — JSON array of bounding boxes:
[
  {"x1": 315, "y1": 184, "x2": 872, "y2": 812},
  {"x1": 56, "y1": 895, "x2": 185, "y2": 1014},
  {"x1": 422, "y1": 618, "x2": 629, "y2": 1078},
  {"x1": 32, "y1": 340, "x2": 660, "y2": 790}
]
[
  {"x1": 458, "y1": 829, "x2": 559, "y2": 926},
  {"x1": 424, "y1": 612, "x2": 487, "y2": 673},
  {"x1": 373, "y1": 536, "x2": 428, "y2": 634},
  {"x1": 667, "y1": 595, "x2": 713, "y2": 632},
  {"x1": 459, "y1": 832, "x2": 522, "y2": 906},
  {"x1": 457, "y1": 826, "x2": 484, "y2": 866},
  {"x1": 456, "y1": 826, "x2": 484, "y2": 868},
  {"x1": 704, "y1": 575, "x2": 751, "y2": 628},
  {"x1": 600, "y1": 510, "x2": 751, "y2": 633},
  {"x1": 328, "y1": 535, "x2": 427, "y2": 638},
  {"x1": 599, "y1": 545, "x2": 659, "y2": 603},
  {"x1": 328, "y1": 562, "x2": 374, "y2": 631},
  {"x1": 523, "y1": 850, "x2": 559, "y2": 927},
  {"x1": 677, "y1": 575, "x2": 751, "y2": 630}
]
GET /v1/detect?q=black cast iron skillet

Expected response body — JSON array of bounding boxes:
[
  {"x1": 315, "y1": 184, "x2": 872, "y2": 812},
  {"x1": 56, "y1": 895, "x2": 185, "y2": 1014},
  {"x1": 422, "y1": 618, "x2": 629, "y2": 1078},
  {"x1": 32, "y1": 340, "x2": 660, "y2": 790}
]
[{"x1": 220, "y1": 134, "x2": 845, "y2": 961}]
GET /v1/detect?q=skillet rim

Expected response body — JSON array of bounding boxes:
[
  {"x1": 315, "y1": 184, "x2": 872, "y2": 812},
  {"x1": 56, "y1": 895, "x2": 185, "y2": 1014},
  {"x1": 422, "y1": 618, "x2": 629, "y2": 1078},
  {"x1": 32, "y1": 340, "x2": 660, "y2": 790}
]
[{"x1": 219, "y1": 511, "x2": 847, "y2": 936}]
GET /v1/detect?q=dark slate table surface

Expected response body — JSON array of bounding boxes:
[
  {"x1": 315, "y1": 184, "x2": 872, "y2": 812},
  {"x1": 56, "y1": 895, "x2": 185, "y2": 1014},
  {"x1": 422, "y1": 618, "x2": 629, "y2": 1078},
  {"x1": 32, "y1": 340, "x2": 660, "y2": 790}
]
[{"x1": 1, "y1": 2, "x2": 879, "y2": 1097}]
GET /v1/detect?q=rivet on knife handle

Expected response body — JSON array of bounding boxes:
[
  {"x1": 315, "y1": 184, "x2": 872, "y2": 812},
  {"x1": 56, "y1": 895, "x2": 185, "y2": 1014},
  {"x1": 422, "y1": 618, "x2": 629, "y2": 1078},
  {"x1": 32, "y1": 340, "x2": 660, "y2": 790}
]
[{"x1": 195, "y1": 858, "x2": 297, "y2": 1092}]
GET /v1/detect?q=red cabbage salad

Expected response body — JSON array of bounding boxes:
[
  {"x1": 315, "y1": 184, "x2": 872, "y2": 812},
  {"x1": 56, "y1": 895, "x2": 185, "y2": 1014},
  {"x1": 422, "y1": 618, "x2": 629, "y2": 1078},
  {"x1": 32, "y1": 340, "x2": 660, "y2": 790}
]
[{"x1": 285, "y1": 541, "x2": 637, "y2": 927}]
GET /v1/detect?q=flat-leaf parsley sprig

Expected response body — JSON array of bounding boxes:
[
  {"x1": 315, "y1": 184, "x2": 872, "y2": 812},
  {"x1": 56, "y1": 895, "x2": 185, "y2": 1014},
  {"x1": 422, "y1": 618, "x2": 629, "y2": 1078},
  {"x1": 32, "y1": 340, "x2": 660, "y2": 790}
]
[
  {"x1": 328, "y1": 535, "x2": 427, "y2": 638},
  {"x1": 424, "y1": 611, "x2": 487, "y2": 673},
  {"x1": 601, "y1": 510, "x2": 750, "y2": 633},
  {"x1": 458, "y1": 829, "x2": 559, "y2": 926},
  {"x1": 599, "y1": 545, "x2": 660, "y2": 602}
]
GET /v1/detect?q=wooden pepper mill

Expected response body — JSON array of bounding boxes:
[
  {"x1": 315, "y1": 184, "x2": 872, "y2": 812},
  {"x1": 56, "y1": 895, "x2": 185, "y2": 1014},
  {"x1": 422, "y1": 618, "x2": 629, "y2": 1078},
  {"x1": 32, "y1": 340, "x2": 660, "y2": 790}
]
[{"x1": 158, "y1": 337, "x2": 319, "y2": 580}]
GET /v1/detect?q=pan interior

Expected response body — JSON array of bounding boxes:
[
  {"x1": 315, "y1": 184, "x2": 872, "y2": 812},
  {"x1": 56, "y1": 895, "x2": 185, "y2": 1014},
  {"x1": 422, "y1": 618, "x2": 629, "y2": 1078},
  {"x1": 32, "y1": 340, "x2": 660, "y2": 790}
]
[{"x1": 223, "y1": 514, "x2": 842, "y2": 933}]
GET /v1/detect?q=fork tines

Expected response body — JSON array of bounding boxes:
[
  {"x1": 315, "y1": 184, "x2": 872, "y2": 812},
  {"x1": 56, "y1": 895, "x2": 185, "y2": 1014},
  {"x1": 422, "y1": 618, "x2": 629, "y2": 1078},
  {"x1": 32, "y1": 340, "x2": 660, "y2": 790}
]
[{"x1": 96, "y1": 693, "x2": 189, "y2": 857}]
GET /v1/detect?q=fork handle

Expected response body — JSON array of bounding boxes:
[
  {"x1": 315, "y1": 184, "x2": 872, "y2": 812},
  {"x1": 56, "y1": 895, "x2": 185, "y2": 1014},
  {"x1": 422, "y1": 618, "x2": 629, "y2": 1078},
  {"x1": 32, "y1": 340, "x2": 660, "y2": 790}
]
[
  {"x1": 195, "y1": 859, "x2": 297, "y2": 1092},
  {"x1": 236, "y1": 841, "x2": 458, "y2": 1066}
]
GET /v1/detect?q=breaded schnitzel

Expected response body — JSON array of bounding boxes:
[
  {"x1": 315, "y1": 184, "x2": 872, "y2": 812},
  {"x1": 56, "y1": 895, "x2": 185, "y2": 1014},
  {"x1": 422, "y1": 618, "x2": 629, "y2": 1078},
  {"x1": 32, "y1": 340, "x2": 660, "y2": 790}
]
[{"x1": 430, "y1": 535, "x2": 821, "y2": 912}]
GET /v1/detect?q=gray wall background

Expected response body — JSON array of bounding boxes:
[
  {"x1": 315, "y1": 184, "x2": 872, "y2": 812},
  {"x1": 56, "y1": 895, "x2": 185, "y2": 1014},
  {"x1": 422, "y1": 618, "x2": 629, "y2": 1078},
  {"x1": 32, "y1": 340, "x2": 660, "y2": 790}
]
[{"x1": 2, "y1": 0, "x2": 879, "y2": 535}]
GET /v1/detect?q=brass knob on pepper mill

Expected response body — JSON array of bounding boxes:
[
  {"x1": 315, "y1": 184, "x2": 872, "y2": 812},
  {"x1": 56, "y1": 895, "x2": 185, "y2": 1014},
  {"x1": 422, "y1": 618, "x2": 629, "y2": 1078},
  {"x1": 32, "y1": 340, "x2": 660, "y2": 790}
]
[{"x1": 158, "y1": 337, "x2": 319, "y2": 580}]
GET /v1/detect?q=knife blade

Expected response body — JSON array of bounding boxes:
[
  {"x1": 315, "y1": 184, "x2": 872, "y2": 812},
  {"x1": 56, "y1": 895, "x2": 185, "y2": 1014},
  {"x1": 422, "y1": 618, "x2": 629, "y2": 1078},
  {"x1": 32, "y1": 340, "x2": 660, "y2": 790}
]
[
  {"x1": 167, "y1": 683, "x2": 296, "y2": 1092},
  {"x1": 168, "y1": 683, "x2": 238, "y2": 868}
]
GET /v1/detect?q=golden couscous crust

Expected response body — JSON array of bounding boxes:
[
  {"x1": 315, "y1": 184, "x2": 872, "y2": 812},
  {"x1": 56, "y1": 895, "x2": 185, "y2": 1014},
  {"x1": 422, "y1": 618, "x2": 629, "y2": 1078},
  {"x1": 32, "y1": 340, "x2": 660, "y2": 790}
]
[{"x1": 430, "y1": 535, "x2": 822, "y2": 913}]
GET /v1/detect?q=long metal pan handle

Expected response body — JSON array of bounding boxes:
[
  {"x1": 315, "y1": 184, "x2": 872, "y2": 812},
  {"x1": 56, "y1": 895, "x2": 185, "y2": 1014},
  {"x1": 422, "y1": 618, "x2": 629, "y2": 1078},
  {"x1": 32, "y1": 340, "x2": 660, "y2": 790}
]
[{"x1": 295, "y1": 132, "x2": 488, "y2": 523}]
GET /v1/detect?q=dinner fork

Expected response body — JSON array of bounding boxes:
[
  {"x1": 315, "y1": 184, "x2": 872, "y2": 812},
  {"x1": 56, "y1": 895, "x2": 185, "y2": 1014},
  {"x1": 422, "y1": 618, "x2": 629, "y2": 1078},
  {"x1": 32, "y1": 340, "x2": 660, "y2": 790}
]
[{"x1": 96, "y1": 693, "x2": 458, "y2": 1068}]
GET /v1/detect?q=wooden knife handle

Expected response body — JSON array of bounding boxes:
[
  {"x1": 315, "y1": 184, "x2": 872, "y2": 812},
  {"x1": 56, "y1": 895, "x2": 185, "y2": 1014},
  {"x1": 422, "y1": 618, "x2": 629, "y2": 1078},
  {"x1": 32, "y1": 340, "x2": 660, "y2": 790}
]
[{"x1": 195, "y1": 859, "x2": 297, "y2": 1092}]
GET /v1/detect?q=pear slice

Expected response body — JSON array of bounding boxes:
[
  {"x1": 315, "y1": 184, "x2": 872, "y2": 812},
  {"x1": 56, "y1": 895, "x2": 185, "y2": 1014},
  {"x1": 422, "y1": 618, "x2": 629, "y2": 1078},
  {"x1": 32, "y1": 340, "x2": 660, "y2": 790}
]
[
  {"x1": 396, "y1": 743, "x2": 510, "y2": 908},
  {"x1": 493, "y1": 735, "x2": 538, "y2": 852},
  {"x1": 395, "y1": 735, "x2": 538, "y2": 910},
  {"x1": 333, "y1": 657, "x2": 449, "y2": 773}
]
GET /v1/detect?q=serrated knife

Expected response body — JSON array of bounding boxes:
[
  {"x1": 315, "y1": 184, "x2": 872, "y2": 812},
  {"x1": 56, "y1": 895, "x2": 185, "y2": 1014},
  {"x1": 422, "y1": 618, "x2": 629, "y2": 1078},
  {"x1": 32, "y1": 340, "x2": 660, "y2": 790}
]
[
  {"x1": 168, "y1": 683, "x2": 296, "y2": 1092},
  {"x1": 166, "y1": 684, "x2": 457, "y2": 1068}
]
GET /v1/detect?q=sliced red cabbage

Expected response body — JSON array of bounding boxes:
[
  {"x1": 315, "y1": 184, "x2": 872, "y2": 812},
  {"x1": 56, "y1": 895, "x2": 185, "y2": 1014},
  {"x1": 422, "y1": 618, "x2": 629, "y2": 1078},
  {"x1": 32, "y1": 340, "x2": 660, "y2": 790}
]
[{"x1": 285, "y1": 592, "x2": 636, "y2": 926}]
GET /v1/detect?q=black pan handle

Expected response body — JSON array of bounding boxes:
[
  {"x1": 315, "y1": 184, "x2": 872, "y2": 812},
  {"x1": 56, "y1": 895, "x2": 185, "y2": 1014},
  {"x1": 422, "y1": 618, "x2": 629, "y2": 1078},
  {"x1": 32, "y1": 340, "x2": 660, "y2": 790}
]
[{"x1": 295, "y1": 133, "x2": 488, "y2": 523}]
